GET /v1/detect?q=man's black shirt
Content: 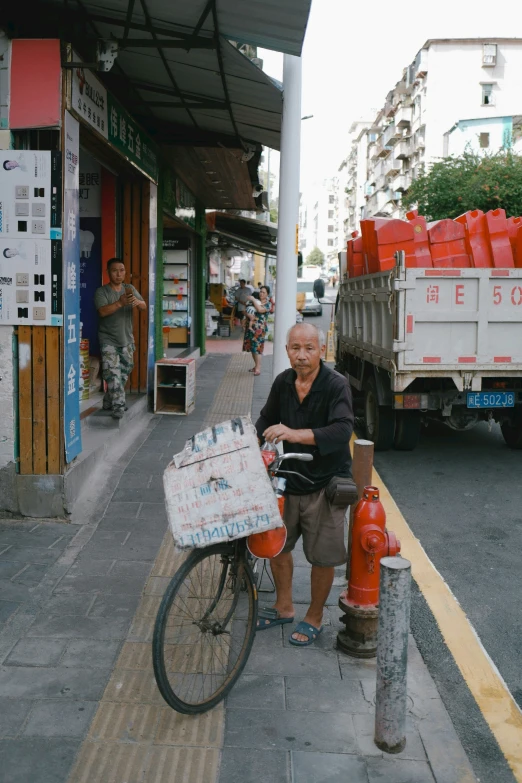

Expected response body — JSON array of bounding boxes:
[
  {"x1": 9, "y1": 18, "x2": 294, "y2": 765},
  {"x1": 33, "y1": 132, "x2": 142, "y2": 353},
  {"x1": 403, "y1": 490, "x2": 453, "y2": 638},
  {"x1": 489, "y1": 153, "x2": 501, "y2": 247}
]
[{"x1": 255, "y1": 361, "x2": 354, "y2": 495}]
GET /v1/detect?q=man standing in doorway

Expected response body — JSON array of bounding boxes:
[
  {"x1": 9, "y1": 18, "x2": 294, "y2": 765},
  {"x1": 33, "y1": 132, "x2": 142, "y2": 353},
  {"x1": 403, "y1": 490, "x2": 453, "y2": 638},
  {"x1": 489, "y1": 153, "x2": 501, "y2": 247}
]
[
  {"x1": 94, "y1": 258, "x2": 146, "y2": 419},
  {"x1": 255, "y1": 322, "x2": 354, "y2": 645}
]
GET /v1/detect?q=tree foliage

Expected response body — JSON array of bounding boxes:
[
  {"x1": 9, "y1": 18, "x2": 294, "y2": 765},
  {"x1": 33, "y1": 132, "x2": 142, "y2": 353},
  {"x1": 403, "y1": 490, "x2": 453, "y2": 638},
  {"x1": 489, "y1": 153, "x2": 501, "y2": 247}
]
[
  {"x1": 305, "y1": 246, "x2": 325, "y2": 266},
  {"x1": 406, "y1": 149, "x2": 522, "y2": 221}
]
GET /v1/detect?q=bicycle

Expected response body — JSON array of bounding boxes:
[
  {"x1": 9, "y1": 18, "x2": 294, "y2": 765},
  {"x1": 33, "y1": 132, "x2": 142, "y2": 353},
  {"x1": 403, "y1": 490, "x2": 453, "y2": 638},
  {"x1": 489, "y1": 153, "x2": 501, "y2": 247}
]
[{"x1": 152, "y1": 450, "x2": 313, "y2": 715}]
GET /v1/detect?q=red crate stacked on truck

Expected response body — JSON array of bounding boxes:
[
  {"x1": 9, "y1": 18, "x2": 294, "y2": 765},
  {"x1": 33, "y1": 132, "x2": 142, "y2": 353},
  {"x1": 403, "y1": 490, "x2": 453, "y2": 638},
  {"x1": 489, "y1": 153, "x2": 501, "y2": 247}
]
[{"x1": 346, "y1": 208, "x2": 522, "y2": 277}]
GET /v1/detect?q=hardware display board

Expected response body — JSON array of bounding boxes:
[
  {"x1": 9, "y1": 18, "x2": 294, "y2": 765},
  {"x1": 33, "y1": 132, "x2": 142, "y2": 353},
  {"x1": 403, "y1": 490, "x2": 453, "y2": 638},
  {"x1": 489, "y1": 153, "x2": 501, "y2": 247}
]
[
  {"x1": 0, "y1": 238, "x2": 62, "y2": 325},
  {"x1": 0, "y1": 150, "x2": 62, "y2": 240},
  {"x1": 0, "y1": 150, "x2": 63, "y2": 325}
]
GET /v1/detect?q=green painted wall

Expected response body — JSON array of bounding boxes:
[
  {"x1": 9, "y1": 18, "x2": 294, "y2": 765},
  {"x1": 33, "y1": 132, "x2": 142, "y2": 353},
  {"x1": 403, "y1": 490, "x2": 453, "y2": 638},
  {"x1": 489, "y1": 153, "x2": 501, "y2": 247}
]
[
  {"x1": 155, "y1": 173, "x2": 164, "y2": 361},
  {"x1": 195, "y1": 200, "x2": 207, "y2": 356}
]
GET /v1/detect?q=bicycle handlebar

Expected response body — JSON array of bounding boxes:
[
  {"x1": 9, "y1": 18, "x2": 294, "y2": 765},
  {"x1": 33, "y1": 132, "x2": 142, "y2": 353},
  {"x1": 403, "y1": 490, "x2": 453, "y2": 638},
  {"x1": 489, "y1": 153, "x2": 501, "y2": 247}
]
[{"x1": 272, "y1": 452, "x2": 313, "y2": 466}]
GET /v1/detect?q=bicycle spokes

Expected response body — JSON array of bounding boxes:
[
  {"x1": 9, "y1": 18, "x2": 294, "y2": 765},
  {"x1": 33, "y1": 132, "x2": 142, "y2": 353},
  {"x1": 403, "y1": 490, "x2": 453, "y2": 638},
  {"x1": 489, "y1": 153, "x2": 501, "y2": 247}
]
[{"x1": 155, "y1": 547, "x2": 256, "y2": 710}]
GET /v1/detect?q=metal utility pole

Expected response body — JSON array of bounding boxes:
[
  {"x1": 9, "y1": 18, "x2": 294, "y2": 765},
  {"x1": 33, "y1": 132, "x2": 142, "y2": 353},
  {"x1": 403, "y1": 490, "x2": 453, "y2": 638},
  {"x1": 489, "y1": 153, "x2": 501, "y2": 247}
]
[{"x1": 272, "y1": 54, "x2": 302, "y2": 379}]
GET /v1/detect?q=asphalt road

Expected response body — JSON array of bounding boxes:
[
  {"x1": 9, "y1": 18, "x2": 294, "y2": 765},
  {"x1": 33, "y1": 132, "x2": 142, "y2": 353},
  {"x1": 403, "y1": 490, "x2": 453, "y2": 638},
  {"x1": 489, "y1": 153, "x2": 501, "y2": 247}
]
[
  {"x1": 313, "y1": 287, "x2": 521, "y2": 707},
  {"x1": 374, "y1": 419, "x2": 521, "y2": 781},
  {"x1": 302, "y1": 286, "x2": 337, "y2": 336},
  {"x1": 308, "y1": 291, "x2": 520, "y2": 777}
]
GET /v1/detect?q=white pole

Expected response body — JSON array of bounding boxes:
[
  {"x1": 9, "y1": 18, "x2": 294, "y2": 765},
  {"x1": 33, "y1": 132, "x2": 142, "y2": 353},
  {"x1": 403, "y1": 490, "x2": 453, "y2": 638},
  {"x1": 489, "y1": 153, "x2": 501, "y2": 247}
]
[
  {"x1": 266, "y1": 147, "x2": 271, "y2": 223},
  {"x1": 272, "y1": 54, "x2": 302, "y2": 380}
]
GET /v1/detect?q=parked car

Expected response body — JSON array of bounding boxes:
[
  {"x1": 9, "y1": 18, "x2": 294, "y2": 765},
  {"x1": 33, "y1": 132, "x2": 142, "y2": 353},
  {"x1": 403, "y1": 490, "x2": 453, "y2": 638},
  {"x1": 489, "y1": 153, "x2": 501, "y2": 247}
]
[{"x1": 302, "y1": 292, "x2": 323, "y2": 317}]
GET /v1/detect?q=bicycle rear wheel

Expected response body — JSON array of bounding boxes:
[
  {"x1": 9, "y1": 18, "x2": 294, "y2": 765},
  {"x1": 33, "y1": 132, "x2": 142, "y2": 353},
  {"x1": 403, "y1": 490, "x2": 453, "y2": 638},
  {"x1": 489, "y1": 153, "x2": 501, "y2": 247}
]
[{"x1": 152, "y1": 543, "x2": 257, "y2": 714}]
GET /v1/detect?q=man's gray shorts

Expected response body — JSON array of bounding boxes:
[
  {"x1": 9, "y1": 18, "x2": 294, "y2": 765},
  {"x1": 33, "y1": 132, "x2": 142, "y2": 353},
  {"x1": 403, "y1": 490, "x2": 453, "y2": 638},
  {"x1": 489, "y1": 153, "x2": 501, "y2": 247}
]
[{"x1": 282, "y1": 489, "x2": 348, "y2": 567}]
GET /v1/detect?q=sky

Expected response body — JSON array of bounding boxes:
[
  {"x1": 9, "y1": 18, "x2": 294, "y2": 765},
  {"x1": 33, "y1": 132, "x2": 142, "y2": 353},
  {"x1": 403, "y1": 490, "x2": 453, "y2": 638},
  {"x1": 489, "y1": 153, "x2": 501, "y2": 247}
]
[{"x1": 259, "y1": 0, "x2": 521, "y2": 192}]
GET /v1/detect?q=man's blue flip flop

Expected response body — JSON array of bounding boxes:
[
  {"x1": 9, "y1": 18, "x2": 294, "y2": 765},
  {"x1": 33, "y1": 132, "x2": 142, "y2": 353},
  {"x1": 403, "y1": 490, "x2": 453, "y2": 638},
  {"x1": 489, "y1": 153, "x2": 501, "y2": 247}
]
[
  {"x1": 256, "y1": 607, "x2": 294, "y2": 630},
  {"x1": 289, "y1": 621, "x2": 323, "y2": 646}
]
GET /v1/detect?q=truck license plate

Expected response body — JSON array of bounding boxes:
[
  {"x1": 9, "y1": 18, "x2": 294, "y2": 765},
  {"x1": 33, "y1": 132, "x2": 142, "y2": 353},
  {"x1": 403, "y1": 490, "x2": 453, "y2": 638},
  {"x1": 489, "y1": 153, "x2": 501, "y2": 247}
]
[{"x1": 467, "y1": 392, "x2": 515, "y2": 408}]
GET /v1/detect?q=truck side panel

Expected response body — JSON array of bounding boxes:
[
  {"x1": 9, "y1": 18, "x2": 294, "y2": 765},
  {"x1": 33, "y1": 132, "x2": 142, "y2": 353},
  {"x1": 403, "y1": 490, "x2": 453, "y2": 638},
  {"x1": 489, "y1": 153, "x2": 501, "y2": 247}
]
[
  {"x1": 401, "y1": 270, "x2": 522, "y2": 368},
  {"x1": 337, "y1": 268, "x2": 522, "y2": 387}
]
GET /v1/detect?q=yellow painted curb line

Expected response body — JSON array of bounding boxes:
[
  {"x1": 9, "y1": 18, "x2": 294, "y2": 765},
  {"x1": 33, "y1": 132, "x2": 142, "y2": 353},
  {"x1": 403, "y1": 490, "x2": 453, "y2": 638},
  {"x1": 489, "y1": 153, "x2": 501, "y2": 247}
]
[{"x1": 373, "y1": 464, "x2": 522, "y2": 781}]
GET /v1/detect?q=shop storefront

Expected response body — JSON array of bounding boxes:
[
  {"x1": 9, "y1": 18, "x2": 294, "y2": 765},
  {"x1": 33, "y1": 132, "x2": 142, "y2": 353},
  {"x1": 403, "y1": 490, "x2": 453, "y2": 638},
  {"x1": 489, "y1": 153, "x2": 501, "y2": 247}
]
[
  {"x1": 160, "y1": 168, "x2": 206, "y2": 357},
  {"x1": 62, "y1": 53, "x2": 160, "y2": 463},
  {"x1": 0, "y1": 0, "x2": 292, "y2": 515},
  {"x1": 0, "y1": 40, "x2": 160, "y2": 510}
]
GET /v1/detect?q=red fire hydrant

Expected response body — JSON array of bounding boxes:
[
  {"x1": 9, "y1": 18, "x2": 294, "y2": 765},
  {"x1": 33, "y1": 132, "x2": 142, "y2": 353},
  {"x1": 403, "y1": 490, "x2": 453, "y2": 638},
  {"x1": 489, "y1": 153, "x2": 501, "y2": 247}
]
[{"x1": 337, "y1": 486, "x2": 401, "y2": 658}]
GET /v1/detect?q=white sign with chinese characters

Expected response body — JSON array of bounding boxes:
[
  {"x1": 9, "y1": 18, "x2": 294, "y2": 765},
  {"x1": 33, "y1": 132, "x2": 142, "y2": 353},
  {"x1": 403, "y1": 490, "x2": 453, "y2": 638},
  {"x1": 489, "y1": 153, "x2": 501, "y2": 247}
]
[
  {"x1": 79, "y1": 151, "x2": 101, "y2": 218},
  {"x1": 0, "y1": 150, "x2": 61, "y2": 240},
  {"x1": 0, "y1": 238, "x2": 62, "y2": 325},
  {"x1": 71, "y1": 59, "x2": 108, "y2": 139},
  {"x1": 164, "y1": 417, "x2": 283, "y2": 549}
]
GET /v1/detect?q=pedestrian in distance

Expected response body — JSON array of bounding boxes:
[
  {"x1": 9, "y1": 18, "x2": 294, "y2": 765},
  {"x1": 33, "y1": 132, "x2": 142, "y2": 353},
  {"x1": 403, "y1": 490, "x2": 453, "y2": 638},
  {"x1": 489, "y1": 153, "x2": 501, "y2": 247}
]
[
  {"x1": 94, "y1": 257, "x2": 147, "y2": 419},
  {"x1": 255, "y1": 322, "x2": 355, "y2": 645},
  {"x1": 234, "y1": 278, "x2": 254, "y2": 317},
  {"x1": 242, "y1": 285, "x2": 272, "y2": 375}
]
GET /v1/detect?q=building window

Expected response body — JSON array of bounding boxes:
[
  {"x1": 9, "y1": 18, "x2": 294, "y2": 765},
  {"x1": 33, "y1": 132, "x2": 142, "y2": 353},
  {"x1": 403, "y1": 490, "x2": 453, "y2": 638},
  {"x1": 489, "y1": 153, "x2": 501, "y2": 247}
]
[
  {"x1": 329, "y1": 195, "x2": 335, "y2": 204},
  {"x1": 482, "y1": 84, "x2": 494, "y2": 106},
  {"x1": 328, "y1": 225, "x2": 334, "y2": 232},
  {"x1": 479, "y1": 132, "x2": 490, "y2": 148},
  {"x1": 482, "y1": 44, "x2": 497, "y2": 66},
  {"x1": 327, "y1": 239, "x2": 334, "y2": 246},
  {"x1": 328, "y1": 210, "x2": 334, "y2": 218}
]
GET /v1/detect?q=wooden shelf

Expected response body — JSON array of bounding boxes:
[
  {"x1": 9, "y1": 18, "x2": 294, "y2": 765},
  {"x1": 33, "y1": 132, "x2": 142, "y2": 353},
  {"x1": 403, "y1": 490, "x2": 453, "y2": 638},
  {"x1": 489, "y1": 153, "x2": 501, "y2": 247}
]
[{"x1": 155, "y1": 359, "x2": 195, "y2": 416}]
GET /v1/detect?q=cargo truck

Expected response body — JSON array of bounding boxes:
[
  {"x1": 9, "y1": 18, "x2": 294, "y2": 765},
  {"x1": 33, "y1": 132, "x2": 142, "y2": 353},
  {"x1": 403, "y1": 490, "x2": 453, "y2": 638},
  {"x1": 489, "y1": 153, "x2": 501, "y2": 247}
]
[{"x1": 335, "y1": 252, "x2": 522, "y2": 450}]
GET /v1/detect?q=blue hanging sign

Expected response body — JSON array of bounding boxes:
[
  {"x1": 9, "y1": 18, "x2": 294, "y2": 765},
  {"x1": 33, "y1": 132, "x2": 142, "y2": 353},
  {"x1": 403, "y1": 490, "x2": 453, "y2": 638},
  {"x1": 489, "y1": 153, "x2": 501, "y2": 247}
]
[{"x1": 63, "y1": 111, "x2": 82, "y2": 463}]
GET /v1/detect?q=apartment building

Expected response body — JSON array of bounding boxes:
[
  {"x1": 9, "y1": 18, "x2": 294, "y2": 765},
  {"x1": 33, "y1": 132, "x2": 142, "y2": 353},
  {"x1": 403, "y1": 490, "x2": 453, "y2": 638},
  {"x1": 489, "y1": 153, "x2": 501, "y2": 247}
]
[
  {"x1": 344, "y1": 39, "x2": 522, "y2": 230},
  {"x1": 338, "y1": 120, "x2": 372, "y2": 243},
  {"x1": 299, "y1": 177, "x2": 339, "y2": 266}
]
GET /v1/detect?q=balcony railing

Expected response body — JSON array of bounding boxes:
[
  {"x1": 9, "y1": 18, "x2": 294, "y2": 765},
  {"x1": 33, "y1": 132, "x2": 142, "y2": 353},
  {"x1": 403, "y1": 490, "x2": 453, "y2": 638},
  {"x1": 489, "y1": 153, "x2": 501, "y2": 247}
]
[
  {"x1": 376, "y1": 142, "x2": 392, "y2": 158},
  {"x1": 395, "y1": 139, "x2": 412, "y2": 160},
  {"x1": 383, "y1": 157, "x2": 402, "y2": 177},
  {"x1": 390, "y1": 173, "x2": 410, "y2": 192},
  {"x1": 395, "y1": 105, "x2": 412, "y2": 129},
  {"x1": 383, "y1": 123, "x2": 399, "y2": 147}
]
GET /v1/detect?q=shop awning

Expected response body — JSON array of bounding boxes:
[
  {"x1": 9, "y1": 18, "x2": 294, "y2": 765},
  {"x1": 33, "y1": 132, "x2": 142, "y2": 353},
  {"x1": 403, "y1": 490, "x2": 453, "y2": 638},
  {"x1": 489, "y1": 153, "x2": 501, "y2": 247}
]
[
  {"x1": 11, "y1": 0, "x2": 312, "y2": 208},
  {"x1": 206, "y1": 211, "x2": 278, "y2": 254},
  {"x1": 22, "y1": 0, "x2": 314, "y2": 151}
]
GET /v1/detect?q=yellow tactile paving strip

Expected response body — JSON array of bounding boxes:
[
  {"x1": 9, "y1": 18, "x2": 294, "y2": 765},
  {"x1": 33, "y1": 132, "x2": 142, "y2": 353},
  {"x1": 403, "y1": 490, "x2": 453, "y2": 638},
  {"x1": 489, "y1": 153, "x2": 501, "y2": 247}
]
[{"x1": 68, "y1": 353, "x2": 253, "y2": 783}]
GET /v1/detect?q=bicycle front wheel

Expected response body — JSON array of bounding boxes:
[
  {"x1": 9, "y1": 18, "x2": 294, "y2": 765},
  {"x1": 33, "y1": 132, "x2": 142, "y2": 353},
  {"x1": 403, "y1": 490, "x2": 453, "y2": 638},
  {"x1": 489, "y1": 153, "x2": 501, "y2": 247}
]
[{"x1": 152, "y1": 543, "x2": 257, "y2": 714}]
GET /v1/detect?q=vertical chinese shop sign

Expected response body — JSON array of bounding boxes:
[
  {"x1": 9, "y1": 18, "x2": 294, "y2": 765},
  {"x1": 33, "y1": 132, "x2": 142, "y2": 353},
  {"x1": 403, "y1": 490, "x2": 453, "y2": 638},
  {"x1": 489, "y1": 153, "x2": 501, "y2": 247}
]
[{"x1": 63, "y1": 111, "x2": 82, "y2": 462}]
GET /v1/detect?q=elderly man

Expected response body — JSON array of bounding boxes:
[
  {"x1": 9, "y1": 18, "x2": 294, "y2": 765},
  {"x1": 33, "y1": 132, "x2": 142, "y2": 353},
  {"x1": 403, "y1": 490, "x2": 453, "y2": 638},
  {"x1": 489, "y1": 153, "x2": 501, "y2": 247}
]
[{"x1": 255, "y1": 322, "x2": 354, "y2": 645}]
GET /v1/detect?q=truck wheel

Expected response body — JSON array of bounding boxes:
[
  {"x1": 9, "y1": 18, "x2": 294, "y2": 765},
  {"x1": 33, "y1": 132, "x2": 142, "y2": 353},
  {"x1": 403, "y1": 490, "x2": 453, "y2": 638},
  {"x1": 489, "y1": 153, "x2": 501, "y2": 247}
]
[
  {"x1": 394, "y1": 411, "x2": 421, "y2": 451},
  {"x1": 365, "y1": 379, "x2": 395, "y2": 451},
  {"x1": 501, "y1": 410, "x2": 522, "y2": 449}
]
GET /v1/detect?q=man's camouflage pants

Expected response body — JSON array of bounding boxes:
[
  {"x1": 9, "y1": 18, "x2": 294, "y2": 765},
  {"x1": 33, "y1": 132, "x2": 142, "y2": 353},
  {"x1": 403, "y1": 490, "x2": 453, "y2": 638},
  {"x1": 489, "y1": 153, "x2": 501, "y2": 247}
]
[{"x1": 101, "y1": 343, "x2": 135, "y2": 412}]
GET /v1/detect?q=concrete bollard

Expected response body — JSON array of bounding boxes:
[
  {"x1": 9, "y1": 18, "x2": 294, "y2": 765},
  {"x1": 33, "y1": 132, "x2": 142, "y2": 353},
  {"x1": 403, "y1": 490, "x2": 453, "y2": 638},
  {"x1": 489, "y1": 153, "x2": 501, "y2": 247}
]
[
  {"x1": 346, "y1": 438, "x2": 375, "y2": 581},
  {"x1": 374, "y1": 556, "x2": 412, "y2": 754}
]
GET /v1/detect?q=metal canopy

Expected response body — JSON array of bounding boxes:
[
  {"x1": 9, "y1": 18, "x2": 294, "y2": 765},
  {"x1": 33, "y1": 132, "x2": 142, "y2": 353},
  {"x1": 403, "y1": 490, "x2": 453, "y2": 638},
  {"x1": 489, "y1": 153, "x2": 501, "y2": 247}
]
[
  {"x1": 206, "y1": 211, "x2": 278, "y2": 254},
  {"x1": 93, "y1": 0, "x2": 312, "y2": 57},
  {"x1": 27, "y1": 0, "x2": 310, "y2": 151}
]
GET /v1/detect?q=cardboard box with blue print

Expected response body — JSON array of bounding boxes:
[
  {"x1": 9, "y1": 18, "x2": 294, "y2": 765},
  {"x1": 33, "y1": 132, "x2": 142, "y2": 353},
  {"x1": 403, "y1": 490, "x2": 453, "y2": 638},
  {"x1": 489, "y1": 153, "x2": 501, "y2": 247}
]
[{"x1": 163, "y1": 417, "x2": 282, "y2": 549}]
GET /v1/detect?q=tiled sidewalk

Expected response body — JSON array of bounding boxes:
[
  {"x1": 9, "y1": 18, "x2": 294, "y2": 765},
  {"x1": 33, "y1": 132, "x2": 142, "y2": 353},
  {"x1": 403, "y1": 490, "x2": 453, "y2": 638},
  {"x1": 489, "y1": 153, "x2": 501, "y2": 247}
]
[{"x1": 0, "y1": 352, "x2": 476, "y2": 783}]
